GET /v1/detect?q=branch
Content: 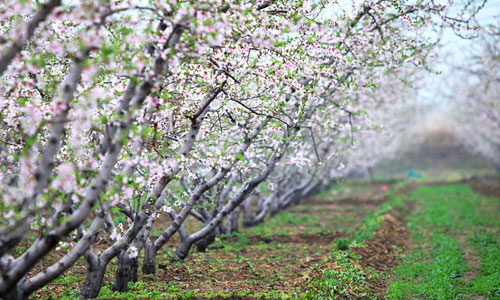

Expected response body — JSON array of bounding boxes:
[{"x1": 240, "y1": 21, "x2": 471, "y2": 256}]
[
  {"x1": 0, "y1": 51, "x2": 86, "y2": 258},
  {"x1": 367, "y1": 12, "x2": 385, "y2": 43},
  {"x1": 228, "y1": 96, "x2": 291, "y2": 127},
  {"x1": 302, "y1": 126, "x2": 320, "y2": 163},
  {"x1": 0, "y1": 0, "x2": 61, "y2": 76}
]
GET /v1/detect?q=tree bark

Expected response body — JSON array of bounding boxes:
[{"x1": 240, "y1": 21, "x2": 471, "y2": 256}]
[
  {"x1": 226, "y1": 207, "x2": 240, "y2": 235},
  {"x1": 78, "y1": 254, "x2": 106, "y2": 299},
  {"x1": 242, "y1": 197, "x2": 256, "y2": 227},
  {"x1": 2, "y1": 279, "x2": 28, "y2": 300},
  {"x1": 112, "y1": 252, "x2": 138, "y2": 292},
  {"x1": 196, "y1": 231, "x2": 216, "y2": 252},
  {"x1": 142, "y1": 238, "x2": 156, "y2": 275}
]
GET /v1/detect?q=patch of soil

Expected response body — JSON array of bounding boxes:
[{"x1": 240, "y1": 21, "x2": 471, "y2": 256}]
[
  {"x1": 457, "y1": 234, "x2": 481, "y2": 270},
  {"x1": 183, "y1": 297, "x2": 277, "y2": 300},
  {"x1": 305, "y1": 197, "x2": 387, "y2": 207},
  {"x1": 222, "y1": 232, "x2": 349, "y2": 246},
  {"x1": 468, "y1": 179, "x2": 500, "y2": 198},
  {"x1": 354, "y1": 212, "x2": 409, "y2": 271},
  {"x1": 352, "y1": 210, "x2": 410, "y2": 298},
  {"x1": 300, "y1": 206, "x2": 410, "y2": 300},
  {"x1": 455, "y1": 234, "x2": 487, "y2": 300},
  {"x1": 155, "y1": 231, "x2": 349, "y2": 296}
]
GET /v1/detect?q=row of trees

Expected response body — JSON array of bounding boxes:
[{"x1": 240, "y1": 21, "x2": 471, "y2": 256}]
[
  {"x1": 0, "y1": 0, "x2": 481, "y2": 299},
  {"x1": 452, "y1": 20, "x2": 500, "y2": 169}
]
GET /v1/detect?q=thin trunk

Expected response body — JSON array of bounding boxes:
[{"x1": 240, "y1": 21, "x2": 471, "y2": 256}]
[
  {"x1": 249, "y1": 197, "x2": 271, "y2": 227},
  {"x1": 270, "y1": 196, "x2": 280, "y2": 216},
  {"x1": 139, "y1": 207, "x2": 188, "y2": 276},
  {"x1": 242, "y1": 197, "x2": 254, "y2": 227},
  {"x1": 367, "y1": 166, "x2": 374, "y2": 182},
  {"x1": 142, "y1": 238, "x2": 156, "y2": 275},
  {"x1": 3, "y1": 279, "x2": 27, "y2": 300},
  {"x1": 226, "y1": 207, "x2": 240, "y2": 235}
]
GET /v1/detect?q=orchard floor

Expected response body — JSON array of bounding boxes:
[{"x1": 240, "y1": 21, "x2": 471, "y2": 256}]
[{"x1": 31, "y1": 178, "x2": 500, "y2": 300}]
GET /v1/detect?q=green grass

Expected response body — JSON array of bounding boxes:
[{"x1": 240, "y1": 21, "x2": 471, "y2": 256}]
[
  {"x1": 388, "y1": 184, "x2": 500, "y2": 300},
  {"x1": 301, "y1": 251, "x2": 377, "y2": 300},
  {"x1": 468, "y1": 232, "x2": 500, "y2": 298}
]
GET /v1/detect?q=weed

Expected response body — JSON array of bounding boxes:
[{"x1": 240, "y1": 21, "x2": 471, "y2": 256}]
[{"x1": 335, "y1": 237, "x2": 351, "y2": 251}]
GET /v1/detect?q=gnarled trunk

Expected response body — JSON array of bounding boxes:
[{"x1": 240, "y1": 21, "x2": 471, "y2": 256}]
[
  {"x1": 3, "y1": 279, "x2": 28, "y2": 300},
  {"x1": 78, "y1": 257, "x2": 106, "y2": 299},
  {"x1": 242, "y1": 197, "x2": 255, "y2": 227},
  {"x1": 171, "y1": 237, "x2": 193, "y2": 262},
  {"x1": 112, "y1": 252, "x2": 138, "y2": 292}
]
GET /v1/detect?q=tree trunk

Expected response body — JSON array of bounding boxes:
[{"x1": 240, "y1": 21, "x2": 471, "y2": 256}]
[
  {"x1": 303, "y1": 182, "x2": 323, "y2": 198},
  {"x1": 3, "y1": 280, "x2": 28, "y2": 300},
  {"x1": 226, "y1": 207, "x2": 240, "y2": 235},
  {"x1": 242, "y1": 198, "x2": 254, "y2": 228},
  {"x1": 78, "y1": 261, "x2": 106, "y2": 299},
  {"x1": 269, "y1": 197, "x2": 280, "y2": 216},
  {"x1": 112, "y1": 252, "x2": 138, "y2": 292},
  {"x1": 216, "y1": 223, "x2": 226, "y2": 235},
  {"x1": 196, "y1": 231, "x2": 215, "y2": 252},
  {"x1": 367, "y1": 166, "x2": 374, "y2": 182},
  {"x1": 171, "y1": 238, "x2": 193, "y2": 262},
  {"x1": 142, "y1": 238, "x2": 156, "y2": 275},
  {"x1": 3, "y1": 287, "x2": 19, "y2": 300}
]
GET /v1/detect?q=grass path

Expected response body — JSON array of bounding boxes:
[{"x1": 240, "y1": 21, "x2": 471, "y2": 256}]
[{"x1": 388, "y1": 183, "x2": 500, "y2": 300}]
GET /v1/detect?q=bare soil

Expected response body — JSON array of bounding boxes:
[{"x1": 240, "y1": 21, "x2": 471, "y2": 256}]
[
  {"x1": 469, "y1": 178, "x2": 500, "y2": 198},
  {"x1": 354, "y1": 212, "x2": 409, "y2": 272}
]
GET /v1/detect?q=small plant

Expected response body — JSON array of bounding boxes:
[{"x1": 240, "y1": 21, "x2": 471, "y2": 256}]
[
  {"x1": 335, "y1": 237, "x2": 351, "y2": 251},
  {"x1": 180, "y1": 290, "x2": 195, "y2": 299}
]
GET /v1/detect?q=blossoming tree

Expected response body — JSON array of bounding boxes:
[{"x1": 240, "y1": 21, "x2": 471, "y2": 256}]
[
  {"x1": 451, "y1": 22, "x2": 500, "y2": 169},
  {"x1": 0, "y1": 0, "x2": 482, "y2": 299}
]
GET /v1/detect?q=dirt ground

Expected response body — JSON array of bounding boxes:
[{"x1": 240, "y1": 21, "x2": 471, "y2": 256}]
[
  {"x1": 149, "y1": 182, "x2": 403, "y2": 299},
  {"x1": 26, "y1": 181, "x2": 419, "y2": 299}
]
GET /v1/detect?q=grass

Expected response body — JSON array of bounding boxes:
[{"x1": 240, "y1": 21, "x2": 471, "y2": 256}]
[
  {"x1": 335, "y1": 180, "x2": 408, "y2": 248},
  {"x1": 301, "y1": 250, "x2": 378, "y2": 300},
  {"x1": 468, "y1": 232, "x2": 500, "y2": 298},
  {"x1": 388, "y1": 184, "x2": 500, "y2": 300}
]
